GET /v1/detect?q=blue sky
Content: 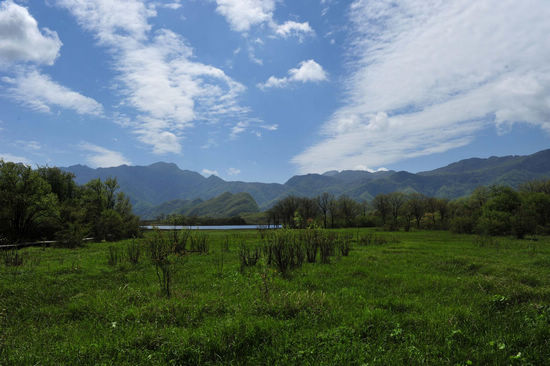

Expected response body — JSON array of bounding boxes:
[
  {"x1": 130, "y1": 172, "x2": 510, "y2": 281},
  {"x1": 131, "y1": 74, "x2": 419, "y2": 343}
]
[{"x1": 1, "y1": 0, "x2": 549, "y2": 183}]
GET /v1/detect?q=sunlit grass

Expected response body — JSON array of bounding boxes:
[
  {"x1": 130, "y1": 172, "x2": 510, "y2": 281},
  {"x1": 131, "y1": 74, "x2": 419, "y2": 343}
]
[{"x1": 1, "y1": 229, "x2": 549, "y2": 365}]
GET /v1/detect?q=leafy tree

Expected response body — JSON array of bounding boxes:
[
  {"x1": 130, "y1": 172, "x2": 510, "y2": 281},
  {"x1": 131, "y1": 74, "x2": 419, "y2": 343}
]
[
  {"x1": 406, "y1": 193, "x2": 426, "y2": 229},
  {"x1": 387, "y1": 192, "x2": 406, "y2": 230},
  {"x1": 0, "y1": 161, "x2": 59, "y2": 241},
  {"x1": 373, "y1": 194, "x2": 390, "y2": 225},
  {"x1": 337, "y1": 195, "x2": 360, "y2": 227}
]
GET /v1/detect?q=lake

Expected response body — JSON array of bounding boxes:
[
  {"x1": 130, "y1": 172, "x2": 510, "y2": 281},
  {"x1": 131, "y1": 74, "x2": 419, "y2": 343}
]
[{"x1": 141, "y1": 225, "x2": 280, "y2": 230}]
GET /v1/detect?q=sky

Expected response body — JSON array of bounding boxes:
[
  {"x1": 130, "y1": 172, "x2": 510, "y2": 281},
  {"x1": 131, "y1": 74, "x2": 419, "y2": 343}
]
[{"x1": 0, "y1": 0, "x2": 549, "y2": 183}]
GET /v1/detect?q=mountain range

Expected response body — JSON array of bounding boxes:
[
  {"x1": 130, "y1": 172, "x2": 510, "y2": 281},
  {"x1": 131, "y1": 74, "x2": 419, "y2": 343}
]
[{"x1": 64, "y1": 149, "x2": 550, "y2": 218}]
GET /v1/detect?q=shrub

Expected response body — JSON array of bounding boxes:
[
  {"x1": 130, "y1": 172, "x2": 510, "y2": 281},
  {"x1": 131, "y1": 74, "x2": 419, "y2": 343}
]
[
  {"x1": 55, "y1": 222, "x2": 86, "y2": 248},
  {"x1": 238, "y1": 242, "x2": 261, "y2": 271},
  {"x1": 319, "y1": 232, "x2": 336, "y2": 264},
  {"x1": 146, "y1": 229, "x2": 175, "y2": 297},
  {"x1": 126, "y1": 239, "x2": 141, "y2": 264},
  {"x1": 172, "y1": 229, "x2": 190, "y2": 254},
  {"x1": 301, "y1": 229, "x2": 318, "y2": 263},
  {"x1": 265, "y1": 230, "x2": 296, "y2": 276}
]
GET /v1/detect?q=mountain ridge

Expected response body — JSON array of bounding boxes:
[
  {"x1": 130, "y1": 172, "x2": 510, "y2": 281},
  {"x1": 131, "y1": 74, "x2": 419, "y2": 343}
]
[{"x1": 63, "y1": 149, "x2": 550, "y2": 215}]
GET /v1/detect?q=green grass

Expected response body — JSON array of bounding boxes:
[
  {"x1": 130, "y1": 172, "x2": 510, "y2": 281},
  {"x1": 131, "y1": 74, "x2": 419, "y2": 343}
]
[{"x1": 1, "y1": 229, "x2": 550, "y2": 365}]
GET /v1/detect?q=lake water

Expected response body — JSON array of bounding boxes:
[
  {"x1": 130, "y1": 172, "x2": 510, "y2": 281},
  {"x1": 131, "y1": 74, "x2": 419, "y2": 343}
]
[{"x1": 141, "y1": 225, "x2": 280, "y2": 230}]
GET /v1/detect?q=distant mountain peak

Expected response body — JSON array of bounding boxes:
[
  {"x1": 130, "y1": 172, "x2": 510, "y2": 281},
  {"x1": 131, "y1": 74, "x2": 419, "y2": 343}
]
[{"x1": 63, "y1": 149, "x2": 550, "y2": 217}]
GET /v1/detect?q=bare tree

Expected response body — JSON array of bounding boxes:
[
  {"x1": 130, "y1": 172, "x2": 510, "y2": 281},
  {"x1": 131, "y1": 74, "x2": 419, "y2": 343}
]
[{"x1": 316, "y1": 192, "x2": 333, "y2": 228}]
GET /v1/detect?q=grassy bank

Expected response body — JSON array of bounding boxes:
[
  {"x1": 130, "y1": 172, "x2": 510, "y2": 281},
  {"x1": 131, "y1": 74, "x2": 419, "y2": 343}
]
[{"x1": 1, "y1": 229, "x2": 549, "y2": 365}]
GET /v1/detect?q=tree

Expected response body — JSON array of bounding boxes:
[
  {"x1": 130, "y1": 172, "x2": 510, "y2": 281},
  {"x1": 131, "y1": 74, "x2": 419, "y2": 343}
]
[
  {"x1": 476, "y1": 186, "x2": 521, "y2": 236},
  {"x1": 104, "y1": 177, "x2": 119, "y2": 210},
  {"x1": 328, "y1": 196, "x2": 338, "y2": 228},
  {"x1": 373, "y1": 194, "x2": 390, "y2": 225},
  {"x1": 337, "y1": 195, "x2": 360, "y2": 227},
  {"x1": 406, "y1": 193, "x2": 426, "y2": 229},
  {"x1": 316, "y1": 192, "x2": 333, "y2": 228},
  {"x1": 0, "y1": 161, "x2": 59, "y2": 241},
  {"x1": 297, "y1": 197, "x2": 319, "y2": 228},
  {"x1": 387, "y1": 192, "x2": 406, "y2": 230}
]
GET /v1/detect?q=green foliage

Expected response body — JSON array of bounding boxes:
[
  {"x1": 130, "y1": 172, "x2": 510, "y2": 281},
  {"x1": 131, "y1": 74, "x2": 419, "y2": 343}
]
[
  {"x1": 0, "y1": 161, "x2": 59, "y2": 241},
  {"x1": 0, "y1": 162, "x2": 140, "y2": 244},
  {"x1": 55, "y1": 222, "x2": 86, "y2": 248}
]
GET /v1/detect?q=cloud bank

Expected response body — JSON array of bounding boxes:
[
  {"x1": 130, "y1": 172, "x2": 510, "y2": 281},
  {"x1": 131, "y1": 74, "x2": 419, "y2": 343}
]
[{"x1": 293, "y1": 0, "x2": 550, "y2": 173}]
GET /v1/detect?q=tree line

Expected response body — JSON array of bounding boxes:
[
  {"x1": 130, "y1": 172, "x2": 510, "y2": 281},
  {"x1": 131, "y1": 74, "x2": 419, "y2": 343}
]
[
  {"x1": 0, "y1": 160, "x2": 140, "y2": 245},
  {"x1": 266, "y1": 180, "x2": 550, "y2": 237}
]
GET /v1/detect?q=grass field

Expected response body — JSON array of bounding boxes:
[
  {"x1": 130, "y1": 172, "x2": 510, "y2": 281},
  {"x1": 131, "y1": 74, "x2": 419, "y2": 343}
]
[{"x1": 1, "y1": 229, "x2": 549, "y2": 365}]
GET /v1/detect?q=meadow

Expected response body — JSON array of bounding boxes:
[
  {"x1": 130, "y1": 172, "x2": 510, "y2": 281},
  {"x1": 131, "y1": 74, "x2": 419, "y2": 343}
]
[{"x1": 1, "y1": 229, "x2": 549, "y2": 365}]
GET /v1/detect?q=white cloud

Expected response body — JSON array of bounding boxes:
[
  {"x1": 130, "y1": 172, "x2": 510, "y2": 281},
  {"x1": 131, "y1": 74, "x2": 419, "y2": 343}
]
[
  {"x1": 0, "y1": 153, "x2": 30, "y2": 164},
  {"x1": 227, "y1": 167, "x2": 241, "y2": 176},
  {"x1": 79, "y1": 142, "x2": 130, "y2": 168},
  {"x1": 293, "y1": 0, "x2": 550, "y2": 173},
  {"x1": 259, "y1": 59, "x2": 328, "y2": 89},
  {"x1": 230, "y1": 120, "x2": 278, "y2": 139},
  {"x1": 215, "y1": 0, "x2": 274, "y2": 32},
  {"x1": 215, "y1": 0, "x2": 313, "y2": 38},
  {"x1": 57, "y1": 0, "x2": 255, "y2": 154},
  {"x1": 154, "y1": 1, "x2": 182, "y2": 10},
  {"x1": 0, "y1": 1, "x2": 62, "y2": 66},
  {"x1": 2, "y1": 69, "x2": 103, "y2": 116},
  {"x1": 202, "y1": 168, "x2": 219, "y2": 177},
  {"x1": 274, "y1": 21, "x2": 313, "y2": 39}
]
